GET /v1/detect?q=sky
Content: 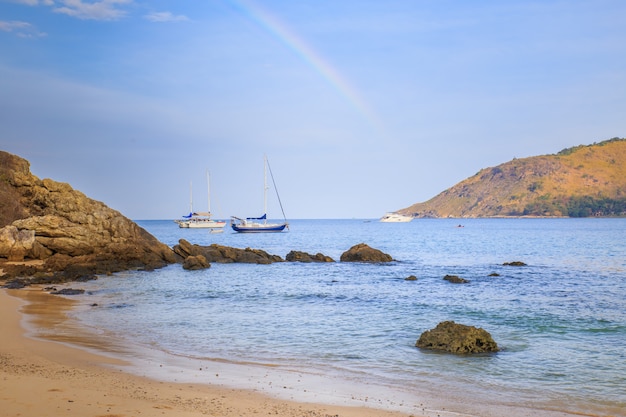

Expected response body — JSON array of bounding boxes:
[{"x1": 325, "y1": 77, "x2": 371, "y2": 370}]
[{"x1": 1, "y1": 0, "x2": 625, "y2": 220}]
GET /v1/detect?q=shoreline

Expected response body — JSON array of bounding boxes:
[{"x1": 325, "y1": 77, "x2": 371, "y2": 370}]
[
  {"x1": 0, "y1": 287, "x2": 418, "y2": 417},
  {"x1": 1, "y1": 287, "x2": 618, "y2": 417}
]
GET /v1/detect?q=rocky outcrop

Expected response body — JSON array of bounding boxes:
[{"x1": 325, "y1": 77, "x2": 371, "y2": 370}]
[
  {"x1": 285, "y1": 250, "x2": 334, "y2": 263},
  {"x1": 416, "y1": 321, "x2": 499, "y2": 354},
  {"x1": 339, "y1": 243, "x2": 393, "y2": 263},
  {"x1": 173, "y1": 239, "x2": 284, "y2": 264},
  {"x1": 0, "y1": 150, "x2": 177, "y2": 282}
]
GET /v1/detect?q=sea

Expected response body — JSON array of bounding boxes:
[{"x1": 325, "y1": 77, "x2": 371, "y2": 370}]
[{"x1": 50, "y1": 218, "x2": 625, "y2": 417}]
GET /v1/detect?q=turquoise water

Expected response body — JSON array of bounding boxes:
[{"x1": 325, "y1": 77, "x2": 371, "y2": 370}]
[{"x1": 66, "y1": 219, "x2": 625, "y2": 416}]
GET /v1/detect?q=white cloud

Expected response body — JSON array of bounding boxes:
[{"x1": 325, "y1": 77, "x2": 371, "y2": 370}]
[
  {"x1": 52, "y1": 0, "x2": 132, "y2": 21},
  {"x1": 9, "y1": 0, "x2": 54, "y2": 5},
  {"x1": 144, "y1": 11, "x2": 189, "y2": 23},
  {"x1": 0, "y1": 20, "x2": 47, "y2": 38}
]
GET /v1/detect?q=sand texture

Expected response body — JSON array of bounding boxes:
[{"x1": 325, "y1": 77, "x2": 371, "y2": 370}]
[{"x1": 1, "y1": 288, "x2": 417, "y2": 417}]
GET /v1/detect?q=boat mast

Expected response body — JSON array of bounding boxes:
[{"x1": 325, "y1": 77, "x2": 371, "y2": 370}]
[
  {"x1": 206, "y1": 170, "x2": 211, "y2": 215},
  {"x1": 266, "y1": 157, "x2": 288, "y2": 225},
  {"x1": 189, "y1": 181, "x2": 193, "y2": 214},
  {"x1": 263, "y1": 155, "x2": 268, "y2": 224}
]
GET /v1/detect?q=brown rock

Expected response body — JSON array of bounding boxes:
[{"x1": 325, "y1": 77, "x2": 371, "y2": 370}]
[
  {"x1": 285, "y1": 250, "x2": 334, "y2": 263},
  {"x1": 503, "y1": 261, "x2": 527, "y2": 266},
  {"x1": 0, "y1": 226, "x2": 39, "y2": 261},
  {"x1": 0, "y1": 150, "x2": 177, "y2": 282},
  {"x1": 182, "y1": 255, "x2": 210, "y2": 270},
  {"x1": 443, "y1": 274, "x2": 469, "y2": 283},
  {"x1": 339, "y1": 243, "x2": 393, "y2": 263},
  {"x1": 416, "y1": 321, "x2": 499, "y2": 354},
  {"x1": 173, "y1": 240, "x2": 283, "y2": 264}
]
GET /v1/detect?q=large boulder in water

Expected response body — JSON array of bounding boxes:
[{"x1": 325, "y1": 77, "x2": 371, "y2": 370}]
[
  {"x1": 340, "y1": 243, "x2": 393, "y2": 263},
  {"x1": 416, "y1": 321, "x2": 499, "y2": 354},
  {"x1": 0, "y1": 150, "x2": 178, "y2": 282}
]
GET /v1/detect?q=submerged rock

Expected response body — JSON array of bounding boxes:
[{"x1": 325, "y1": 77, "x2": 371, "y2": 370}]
[
  {"x1": 51, "y1": 288, "x2": 85, "y2": 295},
  {"x1": 443, "y1": 274, "x2": 469, "y2": 284},
  {"x1": 416, "y1": 321, "x2": 499, "y2": 354},
  {"x1": 503, "y1": 261, "x2": 527, "y2": 266},
  {"x1": 339, "y1": 243, "x2": 393, "y2": 263}
]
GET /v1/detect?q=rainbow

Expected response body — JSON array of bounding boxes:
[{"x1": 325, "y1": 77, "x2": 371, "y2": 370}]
[{"x1": 227, "y1": 0, "x2": 381, "y2": 128}]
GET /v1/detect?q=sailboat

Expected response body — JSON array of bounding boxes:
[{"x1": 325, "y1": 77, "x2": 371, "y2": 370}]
[
  {"x1": 230, "y1": 156, "x2": 288, "y2": 233},
  {"x1": 175, "y1": 171, "x2": 226, "y2": 229}
]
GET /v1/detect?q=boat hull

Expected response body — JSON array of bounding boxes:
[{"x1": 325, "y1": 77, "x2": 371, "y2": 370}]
[
  {"x1": 176, "y1": 219, "x2": 226, "y2": 228},
  {"x1": 231, "y1": 221, "x2": 287, "y2": 233},
  {"x1": 380, "y1": 213, "x2": 412, "y2": 222}
]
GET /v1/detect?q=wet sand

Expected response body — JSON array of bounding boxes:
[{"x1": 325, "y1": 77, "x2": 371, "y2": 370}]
[
  {"x1": 1, "y1": 287, "x2": 611, "y2": 417},
  {"x1": 1, "y1": 287, "x2": 422, "y2": 417}
]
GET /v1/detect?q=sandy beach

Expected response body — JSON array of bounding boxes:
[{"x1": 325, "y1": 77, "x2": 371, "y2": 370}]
[
  {"x1": 0, "y1": 287, "x2": 420, "y2": 417},
  {"x1": 2, "y1": 286, "x2": 619, "y2": 417}
]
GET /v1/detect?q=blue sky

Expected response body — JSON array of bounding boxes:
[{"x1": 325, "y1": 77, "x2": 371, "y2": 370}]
[{"x1": 1, "y1": 0, "x2": 625, "y2": 219}]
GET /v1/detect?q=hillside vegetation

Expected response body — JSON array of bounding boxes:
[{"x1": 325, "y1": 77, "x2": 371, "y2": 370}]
[{"x1": 400, "y1": 138, "x2": 626, "y2": 218}]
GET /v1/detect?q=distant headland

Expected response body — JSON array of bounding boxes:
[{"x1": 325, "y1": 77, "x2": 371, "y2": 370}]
[{"x1": 398, "y1": 137, "x2": 626, "y2": 218}]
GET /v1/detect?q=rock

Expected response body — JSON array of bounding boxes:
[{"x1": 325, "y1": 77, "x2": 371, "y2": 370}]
[
  {"x1": 182, "y1": 255, "x2": 210, "y2": 270},
  {"x1": 285, "y1": 250, "x2": 334, "y2": 263},
  {"x1": 405, "y1": 275, "x2": 418, "y2": 281},
  {"x1": 339, "y1": 243, "x2": 393, "y2": 263},
  {"x1": 2, "y1": 279, "x2": 28, "y2": 289},
  {"x1": 416, "y1": 321, "x2": 499, "y2": 354},
  {"x1": 488, "y1": 272, "x2": 501, "y2": 277},
  {"x1": 0, "y1": 226, "x2": 40, "y2": 261},
  {"x1": 443, "y1": 274, "x2": 469, "y2": 283},
  {"x1": 173, "y1": 240, "x2": 284, "y2": 264},
  {"x1": 53, "y1": 263, "x2": 98, "y2": 282},
  {"x1": 0, "y1": 150, "x2": 178, "y2": 282},
  {"x1": 503, "y1": 261, "x2": 527, "y2": 266},
  {"x1": 51, "y1": 288, "x2": 85, "y2": 295}
]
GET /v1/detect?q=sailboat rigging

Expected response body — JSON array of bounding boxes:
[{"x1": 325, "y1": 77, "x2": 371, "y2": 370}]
[
  {"x1": 230, "y1": 155, "x2": 289, "y2": 233},
  {"x1": 175, "y1": 171, "x2": 226, "y2": 229}
]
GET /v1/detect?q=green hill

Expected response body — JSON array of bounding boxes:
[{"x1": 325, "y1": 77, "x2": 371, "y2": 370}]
[{"x1": 399, "y1": 138, "x2": 626, "y2": 218}]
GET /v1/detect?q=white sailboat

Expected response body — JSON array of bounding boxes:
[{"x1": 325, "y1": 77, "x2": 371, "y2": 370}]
[
  {"x1": 230, "y1": 155, "x2": 288, "y2": 233},
  {"x1": 175, "y1": 171, "x2": 226, "y2": 229}
]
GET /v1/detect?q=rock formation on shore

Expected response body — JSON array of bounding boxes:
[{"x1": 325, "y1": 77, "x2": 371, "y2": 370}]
[{"x1": 0, "y1": 151, "x2": 177, "y2": 283}]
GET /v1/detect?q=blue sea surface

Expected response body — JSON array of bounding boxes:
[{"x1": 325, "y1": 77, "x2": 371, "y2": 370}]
[{"x1": 66, "y1": 218, "x2": 626, "y2": 416}]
